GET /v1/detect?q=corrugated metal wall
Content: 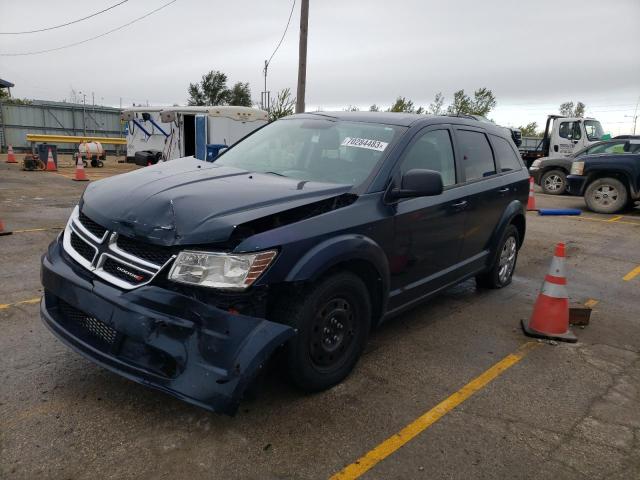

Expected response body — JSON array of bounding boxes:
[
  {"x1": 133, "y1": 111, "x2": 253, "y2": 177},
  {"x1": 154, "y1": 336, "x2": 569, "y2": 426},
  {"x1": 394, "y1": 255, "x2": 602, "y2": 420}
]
[{"x1": 0, "y1": 100, "x2": 123, "y2": 152}]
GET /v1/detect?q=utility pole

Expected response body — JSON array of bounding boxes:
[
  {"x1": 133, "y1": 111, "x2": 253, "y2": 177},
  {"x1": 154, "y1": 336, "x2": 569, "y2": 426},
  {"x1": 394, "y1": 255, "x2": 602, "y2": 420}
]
[
  {"x1": 79, "y1": 92, "x2": 87, "y2": 136},
  {"x1": 295, "y1": 0, "x2": 309, "y2": 114}
]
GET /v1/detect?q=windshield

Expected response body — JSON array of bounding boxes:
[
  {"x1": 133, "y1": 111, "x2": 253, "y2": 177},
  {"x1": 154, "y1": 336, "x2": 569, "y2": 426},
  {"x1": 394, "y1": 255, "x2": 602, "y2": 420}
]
[
  {"x1": 214, "y1": 118, "x2": 405, "y2": 186},
  {"x1": 584, "y1": 120, "x2": 604, "y2": 141}
]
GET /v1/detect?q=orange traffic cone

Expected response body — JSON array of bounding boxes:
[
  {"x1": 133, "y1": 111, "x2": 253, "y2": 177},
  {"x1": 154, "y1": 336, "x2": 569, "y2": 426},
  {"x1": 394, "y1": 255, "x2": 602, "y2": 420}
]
[
  {"x1": 527, "y1": 177, "x2": 537, "y2": 211},
  {"x1": 6, "y1": 145, "x2": 17, "y2": 163},
  {"x1": 45, "y1": 147, "x2": 57, "y2": 171},
  {"x1": 0, "y1": 218, "x2": 12, "y2": 236},
  {"x1": 522, "y1": 243, "x2": 576, "y2": 343},
  {"x1": 72, "y1": 155, "x2": 89, "y2": 181}
]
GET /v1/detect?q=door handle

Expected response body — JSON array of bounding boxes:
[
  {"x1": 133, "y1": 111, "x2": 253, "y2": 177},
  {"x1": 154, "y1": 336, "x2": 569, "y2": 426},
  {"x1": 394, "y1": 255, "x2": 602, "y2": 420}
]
[
  {"x1": 451, "y1": 200, "x2": 468, "y2": 209},
  {"x1": 498, "y1": 187, "x2": 510, "y2": 193}
]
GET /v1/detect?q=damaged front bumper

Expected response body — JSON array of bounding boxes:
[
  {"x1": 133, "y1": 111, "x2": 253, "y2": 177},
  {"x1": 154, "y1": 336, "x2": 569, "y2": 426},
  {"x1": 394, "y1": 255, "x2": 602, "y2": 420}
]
[{"x1": 40, "y1": 237, "x2": 295, "y2": 415}]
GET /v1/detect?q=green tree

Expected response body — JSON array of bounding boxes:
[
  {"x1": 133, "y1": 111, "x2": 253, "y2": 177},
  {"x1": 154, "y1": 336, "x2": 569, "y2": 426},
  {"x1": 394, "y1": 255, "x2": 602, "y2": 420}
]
[
  {"x1": 470, "y1": 88, "x2": 497, "y2": 117},
  {"x1": 188, "y1": 70, "x2": 230, "y2": 106},
  {"x1": 428, "y1": 92, "x2": 445, "y2": 115},
  {"x1": 388, "y1": 96, "x2": 415, "y2": 113},
  {"x1": 559, "y1": 101, "x2": 586, "y2": 117},
  {"x1": 559, "y1": 101, "x2": 574, "y2": 116},
  {"x1": 269, "y1": 88, "x2": 295, "y2": 122},
  {"x1": 344, "y1": 105, "x2": 359, "y2": 112},
  {"x1": 446, "y1": 88, "x2": 496, "y2": 116},
  {"x1": 518, "y1": 122, "x2": 539, "y2": 137},
  {"x1": 446, "y1": 90, "x2": 472, "y2": 115},
  {"x1": 228, "y1": 82, "x2": 252, "y2": 107},
  {"x1": 369, "y1": 104, "x2": 380, "y2": 112}
]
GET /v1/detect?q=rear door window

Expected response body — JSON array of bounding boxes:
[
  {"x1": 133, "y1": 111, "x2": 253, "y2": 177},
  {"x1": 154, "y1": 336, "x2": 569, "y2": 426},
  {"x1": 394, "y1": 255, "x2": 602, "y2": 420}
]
[
  {"x1": 491, "y1": 136, "x2": 523, "y2": 172},
  {"x1": 456, "y1": 130, "x2": 497, "y2": 181}
]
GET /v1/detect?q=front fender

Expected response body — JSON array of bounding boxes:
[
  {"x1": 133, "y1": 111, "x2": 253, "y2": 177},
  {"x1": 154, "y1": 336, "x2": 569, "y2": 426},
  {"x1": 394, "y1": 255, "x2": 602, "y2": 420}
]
[{"x1": 285, "y1": 234, "x2": 390, "y2": 295}]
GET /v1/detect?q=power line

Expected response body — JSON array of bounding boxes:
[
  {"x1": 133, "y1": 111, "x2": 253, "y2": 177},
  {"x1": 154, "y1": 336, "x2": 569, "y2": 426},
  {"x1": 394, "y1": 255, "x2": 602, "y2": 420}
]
[
  {"x1": 0, "y1": 0, "x2": 177, "y2": 56},
  {"x1": 266, "y1": 0, "x2": 296, "y2": 68},
  {"x1": 0, "y1": 0, "x2": 129, "y2": 35}
]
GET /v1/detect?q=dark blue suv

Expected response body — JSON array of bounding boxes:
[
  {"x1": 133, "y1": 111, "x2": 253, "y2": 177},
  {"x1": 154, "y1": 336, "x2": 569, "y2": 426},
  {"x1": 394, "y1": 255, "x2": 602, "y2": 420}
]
[{"x1": 40, "y1": 112, "x2": 529, "y2": 414}]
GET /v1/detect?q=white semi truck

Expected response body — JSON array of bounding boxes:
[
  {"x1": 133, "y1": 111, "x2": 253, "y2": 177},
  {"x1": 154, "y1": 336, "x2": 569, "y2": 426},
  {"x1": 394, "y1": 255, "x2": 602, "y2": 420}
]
[{"x1": 121, "y1": 106, "x2": 268, "y2": 164}]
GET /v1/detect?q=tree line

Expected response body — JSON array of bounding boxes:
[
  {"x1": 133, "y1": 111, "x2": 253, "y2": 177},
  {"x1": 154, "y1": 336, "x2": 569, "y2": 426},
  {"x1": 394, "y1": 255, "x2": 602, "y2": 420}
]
[{"x1": 187, "y1": 69, "x2": 588, "y2": 131}]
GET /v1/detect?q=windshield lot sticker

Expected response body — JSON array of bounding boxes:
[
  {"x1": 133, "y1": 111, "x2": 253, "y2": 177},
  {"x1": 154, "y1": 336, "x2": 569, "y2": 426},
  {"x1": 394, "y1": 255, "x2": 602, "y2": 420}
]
[{"x1": 341, "y1": 137, "x2": 388, "y2": 152}]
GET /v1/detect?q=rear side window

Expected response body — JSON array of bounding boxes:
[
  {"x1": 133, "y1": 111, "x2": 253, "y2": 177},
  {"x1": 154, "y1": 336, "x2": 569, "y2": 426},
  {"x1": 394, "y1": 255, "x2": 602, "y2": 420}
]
[
  {"x1": 492, "y1": 136, "x2": 523, "y2": 172},
  {"x1": 456, "y1": 130, "x2": 496, "y2": 181},
  {"x1": 400, "y1": 129, "x2": 456, "y2": 186}
]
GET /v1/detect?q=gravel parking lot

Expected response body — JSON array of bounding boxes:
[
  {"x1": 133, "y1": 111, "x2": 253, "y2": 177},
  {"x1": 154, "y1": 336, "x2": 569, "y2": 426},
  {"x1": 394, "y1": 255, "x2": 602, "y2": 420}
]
[{"x1": 1, "y1": 159, "x2": 639, "y2": 479}]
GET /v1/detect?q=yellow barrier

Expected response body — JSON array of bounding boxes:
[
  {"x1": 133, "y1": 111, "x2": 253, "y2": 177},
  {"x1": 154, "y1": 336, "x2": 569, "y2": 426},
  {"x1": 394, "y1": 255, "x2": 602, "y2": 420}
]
[{"x1": 25, "y1": 134, "x2": 126, "y2": 145}]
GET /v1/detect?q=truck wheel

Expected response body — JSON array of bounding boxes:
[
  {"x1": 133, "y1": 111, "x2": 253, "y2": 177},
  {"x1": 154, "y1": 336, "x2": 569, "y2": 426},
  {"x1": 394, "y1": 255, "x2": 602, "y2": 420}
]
[
  {"x1": 476, "y1": 225, "x2": 519, "y2": 289},
  {"x1": 275, "y1": 272, "x2": 371, "y2": 392},
  {"x1": 541, "y1": 170, "x2": 567, "y2": 195},
  {"x1": 584, "y1": 177, "x2": 628, "y2": 214}
]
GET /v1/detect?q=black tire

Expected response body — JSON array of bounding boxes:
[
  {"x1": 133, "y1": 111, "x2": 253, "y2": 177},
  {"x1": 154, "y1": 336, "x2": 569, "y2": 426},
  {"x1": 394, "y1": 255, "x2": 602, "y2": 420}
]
[
  {"x1": 540, "y1": 169, "x2": 567, "y2": 195},
  {"x1": 584, "y1": 177, "x2": 628, "y2": 214},
  {"x1": 476, "y1": 224, "x2": 520, "y2": 289},
  {"x1": 274, "y1": 272, "x2": 371, "y2": 392}
]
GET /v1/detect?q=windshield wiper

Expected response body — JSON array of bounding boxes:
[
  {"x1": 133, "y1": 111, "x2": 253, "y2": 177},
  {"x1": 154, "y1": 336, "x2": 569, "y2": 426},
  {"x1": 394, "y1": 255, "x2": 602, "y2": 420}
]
[{"x1": 263, "y1": 171, "x2": 287, "y2": 177}]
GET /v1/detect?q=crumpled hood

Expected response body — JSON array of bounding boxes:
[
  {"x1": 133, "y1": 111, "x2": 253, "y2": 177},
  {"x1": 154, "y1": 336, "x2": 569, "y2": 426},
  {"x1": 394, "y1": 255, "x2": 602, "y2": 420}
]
[{"x1": 81, "y1": 158, "x2": 352, "y2": 246}]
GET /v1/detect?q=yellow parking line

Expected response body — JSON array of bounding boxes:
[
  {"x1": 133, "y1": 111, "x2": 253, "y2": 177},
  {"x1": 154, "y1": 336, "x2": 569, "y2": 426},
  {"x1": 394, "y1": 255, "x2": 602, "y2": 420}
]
[
  {"x1": 623, "y1": 266, "x2": 640, "y2": 281},
  {"x1": 330, "y1": 342, "x2": 540, "y2": 480},
  {"x1": 584, "y1": 298, "x2": 599, "y2": 308},
  {"x1": 607, "y1": 215, "x2": 623, "y2": 222},
  {"x1": 11, "y1": 226, "x2": 64, "y2": 234},
  {"x1": 576, "y1": 216, "x2": 640, "y2": 226},
  {"x1": 0, "y1": 297, "x2": 41, "y2": 310}
]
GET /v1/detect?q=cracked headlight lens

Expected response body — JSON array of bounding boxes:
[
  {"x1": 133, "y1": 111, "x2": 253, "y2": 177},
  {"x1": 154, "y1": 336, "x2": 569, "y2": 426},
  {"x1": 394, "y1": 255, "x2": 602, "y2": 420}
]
[{"x1": 168, "y1": 250, "x2": 277, "y2": 290}]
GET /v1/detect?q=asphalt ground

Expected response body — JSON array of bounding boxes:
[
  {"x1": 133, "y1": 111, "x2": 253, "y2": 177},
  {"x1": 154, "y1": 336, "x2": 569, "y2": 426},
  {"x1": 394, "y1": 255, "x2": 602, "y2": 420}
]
[{"x1": 1, "y1": 158, "x2": 639, "y2": 479}]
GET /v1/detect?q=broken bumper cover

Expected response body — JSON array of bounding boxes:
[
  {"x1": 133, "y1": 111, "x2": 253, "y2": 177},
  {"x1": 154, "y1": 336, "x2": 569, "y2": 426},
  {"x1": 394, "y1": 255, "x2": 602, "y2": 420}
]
[{"x1": 40, "y1": 238, "x2": 295, "y2": 415}]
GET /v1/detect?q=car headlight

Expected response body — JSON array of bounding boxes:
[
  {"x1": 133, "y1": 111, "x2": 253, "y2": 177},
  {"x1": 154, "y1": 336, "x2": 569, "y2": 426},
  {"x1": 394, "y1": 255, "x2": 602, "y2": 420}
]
[
  {"x1": 530, "y1": 159, "x2": 541, "y2": 168},
  {"x1": 168, "y1": 250, "x2": 277, "y2": 290},
  {"x1": 570, "y1": 161, "x2": 584, "y2": 175}
]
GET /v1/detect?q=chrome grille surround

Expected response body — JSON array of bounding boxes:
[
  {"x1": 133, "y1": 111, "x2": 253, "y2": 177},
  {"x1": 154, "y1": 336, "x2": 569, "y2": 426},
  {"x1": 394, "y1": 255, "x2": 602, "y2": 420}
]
[{"x1": 62, "y1": 206, "x2": 176, "y2": 290}]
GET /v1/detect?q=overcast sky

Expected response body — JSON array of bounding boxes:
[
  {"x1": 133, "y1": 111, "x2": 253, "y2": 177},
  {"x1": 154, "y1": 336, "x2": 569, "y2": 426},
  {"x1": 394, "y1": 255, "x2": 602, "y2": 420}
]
[{"x1": 1, "y1": 0, "x2": 639, "y2": 134}]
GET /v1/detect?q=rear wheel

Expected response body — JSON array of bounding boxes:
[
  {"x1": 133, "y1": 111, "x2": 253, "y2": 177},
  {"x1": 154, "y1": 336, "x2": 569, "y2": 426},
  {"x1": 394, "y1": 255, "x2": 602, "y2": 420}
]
[
  {"x1": 541, "y1": 169, "x2": 567, "y2": 195},
  {"x1": 476, "y1": 224, "x2": 519, "y2": 289},
  {"x1": 275, "y1": 272, "x2": 371, "y2": 392},
  {"x1": 584, "y1": 177, "x2": 628, "y2": 214}
]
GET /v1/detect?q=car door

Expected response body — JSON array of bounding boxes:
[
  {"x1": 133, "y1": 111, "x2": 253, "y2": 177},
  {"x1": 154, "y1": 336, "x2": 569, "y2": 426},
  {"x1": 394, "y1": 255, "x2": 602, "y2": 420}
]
[
  {"x1": 388, "y1": 126, "x2": 467, "y2": 309},
  {"x1": 554, "y1": 120, "x2": 583, "y2": 156},
  {"x1": 453, "y1": 127, "x2": 507, "y2": 273}
]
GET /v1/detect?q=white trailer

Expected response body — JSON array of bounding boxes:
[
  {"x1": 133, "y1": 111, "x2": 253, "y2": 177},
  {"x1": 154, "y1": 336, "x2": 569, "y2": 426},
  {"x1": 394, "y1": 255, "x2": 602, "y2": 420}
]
[
  {"x1": 158, "y1": 106, "x2": 268, "y2": 161},
  {"x1": 120, "y1": 107, "x2": 168, "y2": 161},
  {"x1": 121, "y1": 106, "x2": 268, "y2": 162}
]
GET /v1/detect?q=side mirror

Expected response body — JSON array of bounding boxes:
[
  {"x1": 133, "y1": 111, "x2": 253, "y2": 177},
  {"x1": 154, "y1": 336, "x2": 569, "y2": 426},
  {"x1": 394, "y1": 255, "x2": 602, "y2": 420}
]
[{"x1": 388, "y1": 169, "x2": 443, "y2": 200}]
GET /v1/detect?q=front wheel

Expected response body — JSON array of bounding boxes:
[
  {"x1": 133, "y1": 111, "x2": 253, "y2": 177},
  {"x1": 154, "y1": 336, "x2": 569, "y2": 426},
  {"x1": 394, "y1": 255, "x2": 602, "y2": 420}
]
[
  {"x1": 476, "y1": 224, "x2": 519, "y2": 289},
  {"x1": 541, "y1": 169, "x2": 567, "y2": 195},
  {"x1": 584, "y1": 177, "x2": 628, "y2": 214},
  {"x1": 275, "y1": 272, "x2": 371, "y2": 392}
]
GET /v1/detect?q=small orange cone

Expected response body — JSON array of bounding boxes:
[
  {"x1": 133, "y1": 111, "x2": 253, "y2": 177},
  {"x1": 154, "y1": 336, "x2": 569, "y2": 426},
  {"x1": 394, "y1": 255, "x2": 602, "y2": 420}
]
[
  {"x1": 527, "y1": 177, "x2": 537, "y2": 211},
  {"x1": 45, "y1": 147, "x2": 57, "y2": 171},
  {"x1": 6, "y1": 145, "x2": 17, "y2": 163},
  {"x1": 522, "y1": 243, "x2": 577, "y2": 343},
  {"x1": 0, "y1": 218, "x2": 12, "y2": 236},
  {"x1": 72, "y1": 155, "x2": 89, "y2": 181}
]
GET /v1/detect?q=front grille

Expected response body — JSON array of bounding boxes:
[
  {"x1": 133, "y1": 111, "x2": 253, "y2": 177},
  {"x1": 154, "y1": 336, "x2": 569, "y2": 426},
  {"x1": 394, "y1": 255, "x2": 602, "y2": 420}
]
[
  {"x1": 59, "y1": 300, "x2": 118, "y2": 346},
  {"x1": 70, "y1": 231, "x2": 96, "y2": 263},
  {"x1": 102, "y1": 257, "x2": 151, "y2": 284},
  {"x1": 116, "y1": 235, "x2": 174, "y2": 266},
  {"x1": 78, "y1": 211, "x2": 107, "y2": 239}
]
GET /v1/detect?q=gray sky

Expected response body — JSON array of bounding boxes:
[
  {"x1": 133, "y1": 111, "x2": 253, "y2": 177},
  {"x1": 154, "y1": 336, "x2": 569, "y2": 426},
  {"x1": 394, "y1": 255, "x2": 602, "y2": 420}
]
[{"x1": 1, "y1": 0, "x2": 639, "y2": 134}]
